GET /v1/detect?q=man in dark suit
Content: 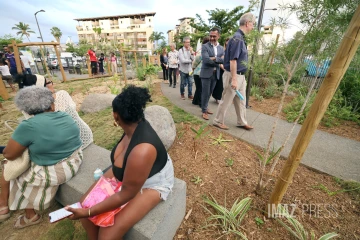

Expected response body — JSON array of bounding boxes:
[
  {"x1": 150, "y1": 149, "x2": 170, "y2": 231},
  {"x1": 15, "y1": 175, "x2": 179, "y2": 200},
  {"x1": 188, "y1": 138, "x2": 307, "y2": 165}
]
[{"x1": 200, "y1": 27, "x2": 224, "y2": 120}]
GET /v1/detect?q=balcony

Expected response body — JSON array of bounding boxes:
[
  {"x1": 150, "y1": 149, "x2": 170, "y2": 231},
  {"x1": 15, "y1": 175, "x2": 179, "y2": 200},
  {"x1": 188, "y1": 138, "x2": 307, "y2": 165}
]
[{"x1": 76, "y1": 26, "x2": 84, "y2": 31}]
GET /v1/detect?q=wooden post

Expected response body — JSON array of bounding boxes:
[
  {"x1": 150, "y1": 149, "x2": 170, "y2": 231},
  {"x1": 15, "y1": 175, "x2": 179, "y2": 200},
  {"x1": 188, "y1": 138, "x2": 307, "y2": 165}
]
[
  {"x1": 0, "y1": 75, "x2": 9, "y2": 100},
  {"x1": 268, "y1": 34, "x2": 280, "y2": 66},
  {"x1": 39, "y1": 46, "x2": 53, "y2": 81},
  {"x1": 269, "y1": 5, "x2": 360, "y2": 206},
  {"x1": 142, "y1": 57, "x2": 146, "y2": 67},
  {"x1": 119, "y1": 44, "x2": 127, "y2": 85},
  {"x1": 54, "y1": 44, "x2": 67, "y2": 82},
  {"x1": 86, "y1": 55, "x2": 92, "y2": 78},
  {"x1": 11, "y1": 40, "x2": 23, "y2": 74},
  {"x1": 107, "y1": 60, "x2": 111, "y2": 75},
  {"x1": 134, "y1": 51, "x2": 138, "y2": 68}
]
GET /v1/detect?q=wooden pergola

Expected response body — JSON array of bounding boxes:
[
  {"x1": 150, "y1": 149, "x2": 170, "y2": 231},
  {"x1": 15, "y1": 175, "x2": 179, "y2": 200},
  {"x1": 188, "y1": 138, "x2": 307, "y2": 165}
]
[
  {"x1": 0, "y1": 40, "x2": 67, "y2": 102},
  {"x1": 9, "y1": 40, "x2": 67, "y2": 82}
]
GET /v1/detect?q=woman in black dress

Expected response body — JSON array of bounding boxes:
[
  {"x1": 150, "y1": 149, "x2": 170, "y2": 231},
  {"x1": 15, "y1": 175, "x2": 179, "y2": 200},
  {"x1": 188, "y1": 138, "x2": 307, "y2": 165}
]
[
  {"x1": 192, "y1": 36, "x2": 210, "y2": 107},
  {"x1": 98, "y1": 53, "x2": 105, "y2": 74},
  {"x1": 212, "y1": 38, "x2": 230, "y2": 103},
  {"x1": 160, "y1": 48, "x2": 168, "y2": 83}
]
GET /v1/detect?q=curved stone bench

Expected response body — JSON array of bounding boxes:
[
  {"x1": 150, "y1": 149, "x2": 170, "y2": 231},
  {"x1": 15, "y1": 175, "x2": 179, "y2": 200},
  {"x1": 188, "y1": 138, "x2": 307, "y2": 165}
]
[{"x1": 56, "y1": 144, "x2": 186, "y2": 240}]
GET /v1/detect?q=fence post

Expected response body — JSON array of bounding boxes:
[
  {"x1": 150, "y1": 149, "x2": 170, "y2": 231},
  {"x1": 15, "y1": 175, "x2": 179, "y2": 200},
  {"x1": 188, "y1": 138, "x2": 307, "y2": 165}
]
[
  {"x1": 119, "y1": 44, "x2": 127, "y2": 85},
  {"x1": 39, "y1": 46, "x2": 53, "y2": 81},
  {"x1": 54, "y1": 44, "x2": 66, "y2": 82},
  {"x1": 134, "y1": 51, "x2": 138, "y2": 68},
  {"x1": 0, "y1": 75, "x2": 9, "y2": 100},
  {"x1": 87, "y1": 55, "x2": 92, "y2": 78}
]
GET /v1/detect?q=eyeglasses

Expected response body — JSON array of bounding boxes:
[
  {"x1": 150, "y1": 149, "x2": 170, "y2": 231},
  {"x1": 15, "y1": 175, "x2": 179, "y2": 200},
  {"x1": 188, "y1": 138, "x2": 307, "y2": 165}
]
[{"x1": 45, "y1": 81, "x2": 53, "y2": 86}]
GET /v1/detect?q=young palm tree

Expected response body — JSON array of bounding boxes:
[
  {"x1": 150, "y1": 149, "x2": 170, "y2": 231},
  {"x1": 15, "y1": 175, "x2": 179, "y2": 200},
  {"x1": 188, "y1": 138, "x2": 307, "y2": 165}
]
[
  {"x1": 12, "y1": 22, "x2": 35, "y2": 42},
  {"x1": 148, "y1": 31, "x2": 165, "y2": 49},
  {"x1": 50, "y1": 27, "x2": 62, "y2": 43},
  {"x1": 51, "y1": 26, "x2": 63, "y2": 51}
]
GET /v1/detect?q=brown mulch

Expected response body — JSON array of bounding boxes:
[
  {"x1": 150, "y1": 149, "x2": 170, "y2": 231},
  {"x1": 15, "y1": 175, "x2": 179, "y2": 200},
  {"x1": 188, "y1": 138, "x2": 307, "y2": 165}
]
[
  {"x1": 152, "y1": 84, "x2": 360, "y2": 240},
  {"x1": 249, "y1": 96, "x2": 360, "y2": 142}
]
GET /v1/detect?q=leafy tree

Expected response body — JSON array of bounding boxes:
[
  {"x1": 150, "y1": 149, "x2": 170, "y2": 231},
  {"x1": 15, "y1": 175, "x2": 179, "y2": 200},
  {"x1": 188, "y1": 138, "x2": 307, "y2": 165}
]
[
  {"x1": 0, "y1": 34, "x2": 22, "y2": 47},
  {"x1": 66, "y1": 39, "x2": 93, "y2": 57},
  {"x1": 148, "y1": 31, "x2": 165, "y2": 49},
  {"x1": 12, "y1": 22, "x2": 35, "y2": 42},
  {"x1": 281, "y1": 0, "x2": 359, "y2": 58},
  {"x1": 189, "y1": 4, "x2": 256, "y2": 45}
]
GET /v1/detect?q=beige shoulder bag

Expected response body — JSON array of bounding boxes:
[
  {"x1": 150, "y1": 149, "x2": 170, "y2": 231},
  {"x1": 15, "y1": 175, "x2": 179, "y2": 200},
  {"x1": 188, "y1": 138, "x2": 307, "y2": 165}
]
[{"x1": 2, "y1": 120, "x2": 30, "y2": 181}]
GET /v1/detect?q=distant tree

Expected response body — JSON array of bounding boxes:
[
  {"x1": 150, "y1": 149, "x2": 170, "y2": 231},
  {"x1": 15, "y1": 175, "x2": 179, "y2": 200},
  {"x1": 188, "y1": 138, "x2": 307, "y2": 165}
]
[
  {"x1": 0, "y1": 34, "x2": 22, "y2": 47},
  {"x1": 190, "y1": 4, "x2": 256, "y2": 45},
  {"x1": 93, "y1": 27, "x2": 102, "y2": 41},
  {"x1": 12, "y1": 22, "x2": 35, "y2": 42},
  {"x1": 148, "y1": 31, "x2": 165, "y2": 49}
]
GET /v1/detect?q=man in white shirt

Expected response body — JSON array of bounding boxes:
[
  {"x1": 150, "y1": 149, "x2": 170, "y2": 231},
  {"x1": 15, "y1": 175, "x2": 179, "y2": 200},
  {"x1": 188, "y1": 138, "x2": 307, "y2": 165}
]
[{"x1": 19, "y1": 52, "x2": 32, "y2": 74}]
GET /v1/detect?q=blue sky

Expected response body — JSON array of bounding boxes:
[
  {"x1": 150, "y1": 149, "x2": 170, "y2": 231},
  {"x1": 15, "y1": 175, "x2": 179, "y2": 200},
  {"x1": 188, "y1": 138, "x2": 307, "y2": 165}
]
[{"x1": 1, "y1": 0, "x2": 299, "y2": 43}]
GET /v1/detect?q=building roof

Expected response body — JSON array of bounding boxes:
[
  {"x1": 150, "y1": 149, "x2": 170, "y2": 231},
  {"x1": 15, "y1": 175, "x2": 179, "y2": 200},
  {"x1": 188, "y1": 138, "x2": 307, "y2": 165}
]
[
  {"x1": 167, "y1": 30, "x2": 173, "y2": 33},
  {"x1": 74, "y1": 12, "x2": 156, "y2": 21},
  {"x1": 179, "y1": 17, "x2": 194, "y2": 21}
]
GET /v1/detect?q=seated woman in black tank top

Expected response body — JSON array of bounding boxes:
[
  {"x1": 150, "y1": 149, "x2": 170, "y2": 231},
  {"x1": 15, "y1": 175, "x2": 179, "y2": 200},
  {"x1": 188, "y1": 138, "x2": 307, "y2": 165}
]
[{"x1": 66, "y1": 86, "x2": 174, "y2": 239}]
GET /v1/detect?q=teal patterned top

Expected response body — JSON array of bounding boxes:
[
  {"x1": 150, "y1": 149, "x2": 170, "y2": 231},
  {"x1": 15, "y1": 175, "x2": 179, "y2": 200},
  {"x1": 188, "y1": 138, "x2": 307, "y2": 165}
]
[{"x1": 192, "y1": 55, "x2": 202, "y2": 76}]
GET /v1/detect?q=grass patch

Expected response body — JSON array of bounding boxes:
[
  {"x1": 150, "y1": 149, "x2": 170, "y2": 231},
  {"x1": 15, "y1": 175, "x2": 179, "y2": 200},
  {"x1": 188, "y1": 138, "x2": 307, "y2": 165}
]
[
  {"x1": 150, "y1": 95, "x2": 202, "y2": 125},
  {"x1": 39, "y1": 219, "x2": 87, "y2": 240},
  {"x1": 80, "y1": 107, "x2": 123, "y2": 150}
]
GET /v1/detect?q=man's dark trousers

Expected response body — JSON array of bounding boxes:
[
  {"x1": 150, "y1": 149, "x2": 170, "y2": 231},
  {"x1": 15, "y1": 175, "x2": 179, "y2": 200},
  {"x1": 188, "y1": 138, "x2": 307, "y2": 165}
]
[{"x1": 201, "y1": 72, "x2": 217, "y2": 113}]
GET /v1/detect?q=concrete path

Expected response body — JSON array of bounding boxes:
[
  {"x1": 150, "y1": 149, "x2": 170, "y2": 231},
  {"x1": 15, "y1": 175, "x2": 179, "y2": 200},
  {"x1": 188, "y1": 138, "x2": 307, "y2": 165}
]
[{"x1": 161, "y1": 82, "x2": 360, "y2": 182}]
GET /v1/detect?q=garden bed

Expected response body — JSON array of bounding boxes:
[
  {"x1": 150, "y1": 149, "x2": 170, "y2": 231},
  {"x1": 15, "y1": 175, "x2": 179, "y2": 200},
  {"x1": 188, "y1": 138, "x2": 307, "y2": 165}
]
[
  {"x1": 0, "y1": 81, "x2": 359, "y2": 240},
  {"x1": 249, "y1": 96, "x2": 360, "y2": 142}
]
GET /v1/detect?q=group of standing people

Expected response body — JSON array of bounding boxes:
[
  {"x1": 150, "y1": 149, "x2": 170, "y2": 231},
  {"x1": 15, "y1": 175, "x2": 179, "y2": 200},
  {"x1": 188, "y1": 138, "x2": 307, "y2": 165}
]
[
  {"x1": 0, "y1": 46, "x2": 32, "y2": 92},
  {"x1": 160, "y1": 13, "x2": 255, "y2": 130},
  {"x1": 87, "y1": 48, "x2": 118, "y2": 76}
]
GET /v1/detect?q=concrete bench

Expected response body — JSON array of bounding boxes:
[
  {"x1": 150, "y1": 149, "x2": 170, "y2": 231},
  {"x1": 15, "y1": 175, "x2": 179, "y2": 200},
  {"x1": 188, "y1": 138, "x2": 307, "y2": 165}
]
[{"x1": 56, "y1": 143, "x2": 186, "y2": 240}]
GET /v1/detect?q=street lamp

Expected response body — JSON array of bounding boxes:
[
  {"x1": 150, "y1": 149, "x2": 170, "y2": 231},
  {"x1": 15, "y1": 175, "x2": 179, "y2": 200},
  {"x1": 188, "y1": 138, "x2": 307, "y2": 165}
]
[
  {"x1": 35, "y1": 10, "x2": 45, "y2": 42},
  {"x1": 245, "y1": 1, "x2": 277, "y2": 108}
]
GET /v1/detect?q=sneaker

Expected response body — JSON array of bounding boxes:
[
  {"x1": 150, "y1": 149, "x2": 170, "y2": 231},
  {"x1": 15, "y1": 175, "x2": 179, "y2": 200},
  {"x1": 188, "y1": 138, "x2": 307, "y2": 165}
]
[
  {"x1": 173, "y1": 85, "x2": 176, "y2": 88},
  {"x1": 188, "y1": 96, "x2": 194, "y2": 99},
  {"x1": 181, "y1": 94, "x2": 185, "y2": 100}
]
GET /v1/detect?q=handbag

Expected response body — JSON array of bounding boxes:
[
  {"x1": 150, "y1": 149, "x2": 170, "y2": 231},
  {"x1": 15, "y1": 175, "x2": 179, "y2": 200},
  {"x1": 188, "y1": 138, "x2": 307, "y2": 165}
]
[
  {"x1": 82, "y1": 176, "x2": 127, "y2": 227},
  {"x1": 1, "y1": 120, "x2": 31, "y2": 181}
]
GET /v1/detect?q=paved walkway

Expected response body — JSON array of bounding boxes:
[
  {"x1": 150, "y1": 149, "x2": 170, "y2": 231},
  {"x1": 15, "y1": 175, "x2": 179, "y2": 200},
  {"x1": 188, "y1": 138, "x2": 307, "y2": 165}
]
[{"x1": 161, "y1": 82, "x2": 360, "y2": 182}]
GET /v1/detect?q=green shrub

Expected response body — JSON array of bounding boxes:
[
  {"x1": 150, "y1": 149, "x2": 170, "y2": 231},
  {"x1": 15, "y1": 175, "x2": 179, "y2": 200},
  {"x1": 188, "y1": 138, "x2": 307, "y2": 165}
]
[
  {"x1": 339, "y1": 68, "x2": 360, "y2": 114},
  {"x1": 284, "y1": 90, "x2": 360, "y2": 127},
  {"x1": 263, "y1": 84, "x2": 278, "y2": 98}
]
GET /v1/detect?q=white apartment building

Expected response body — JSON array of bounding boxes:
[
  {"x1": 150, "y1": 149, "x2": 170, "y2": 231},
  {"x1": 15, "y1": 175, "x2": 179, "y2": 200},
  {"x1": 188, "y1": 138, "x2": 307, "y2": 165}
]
[
  {"x1": 74, "y1": 12, "x2": 156, "y2": 50},
  {"x1": 167, "y1": 17, "x2": 195, "y2": 44},
  {"x1": 258, "y1": 25, "x2": 285, "y2": 55}
]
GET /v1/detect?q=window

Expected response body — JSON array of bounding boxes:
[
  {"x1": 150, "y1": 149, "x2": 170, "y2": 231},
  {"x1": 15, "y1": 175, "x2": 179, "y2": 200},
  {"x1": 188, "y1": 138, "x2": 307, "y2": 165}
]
[
  {"x1": 121, "y1": 21, "x2": 122, "y2": 23},
  {"x1": 149, "y1": 19, "x2": 151, "y2": 22},
  {"x1": 101, "y1": 22, "x2": 103, "y2": 25},
  {"x1": 107, "y1": 33, "x2": 109, "y2": 36}
]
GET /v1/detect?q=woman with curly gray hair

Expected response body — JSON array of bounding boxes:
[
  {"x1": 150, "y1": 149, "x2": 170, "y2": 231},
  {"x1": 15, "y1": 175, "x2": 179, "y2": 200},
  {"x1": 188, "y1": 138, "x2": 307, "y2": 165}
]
[
  {"x1": 16, "y1": 73, "x2": 93, "y2": 150},
  {"x1": 0, "y1": 86, "x2": 83, "y2": 228}
]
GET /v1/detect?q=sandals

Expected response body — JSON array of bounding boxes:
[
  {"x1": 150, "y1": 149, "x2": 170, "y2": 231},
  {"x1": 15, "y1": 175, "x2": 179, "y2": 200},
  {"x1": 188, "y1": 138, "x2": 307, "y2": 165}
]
[
  {"x1": 14, "y1": 214, "x2": 42, "y2": 229},
  {"x1": 0, "y1": 206, "x2": 10, "y2": 222}
]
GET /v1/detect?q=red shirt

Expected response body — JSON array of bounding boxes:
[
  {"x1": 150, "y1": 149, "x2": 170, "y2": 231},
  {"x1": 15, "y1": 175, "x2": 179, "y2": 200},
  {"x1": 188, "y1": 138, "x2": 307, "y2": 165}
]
[{"x1": 88, "y1": 50, "x2": 97, "y2": 62}]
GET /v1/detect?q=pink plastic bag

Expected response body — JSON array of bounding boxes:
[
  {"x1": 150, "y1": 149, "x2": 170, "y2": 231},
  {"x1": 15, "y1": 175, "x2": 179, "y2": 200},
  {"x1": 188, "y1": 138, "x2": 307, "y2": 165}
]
[{"x1": 82, "y1": 176, "x2": 127, "y2": 227}]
